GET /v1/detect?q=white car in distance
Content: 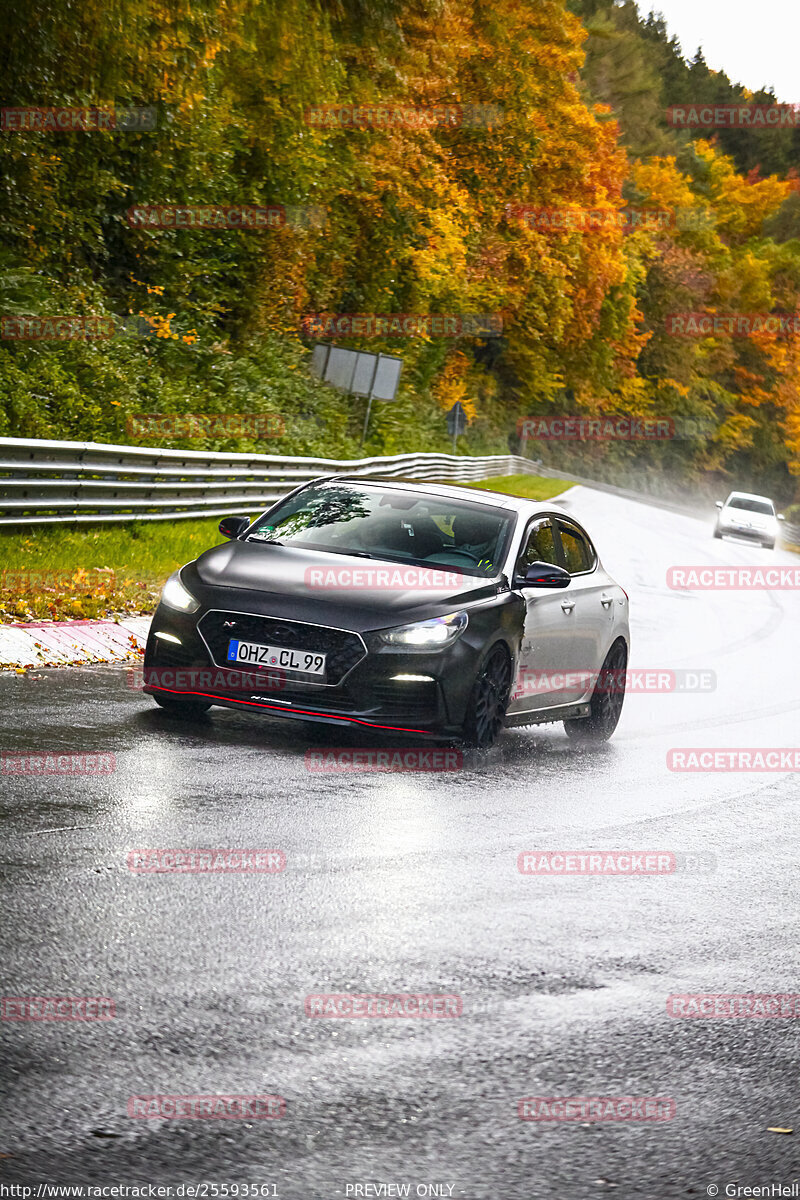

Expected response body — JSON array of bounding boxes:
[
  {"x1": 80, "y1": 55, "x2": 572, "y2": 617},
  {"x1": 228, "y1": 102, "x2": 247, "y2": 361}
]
[{"x1": 714, "y1": 491, "x2": 785, "y2": 550}]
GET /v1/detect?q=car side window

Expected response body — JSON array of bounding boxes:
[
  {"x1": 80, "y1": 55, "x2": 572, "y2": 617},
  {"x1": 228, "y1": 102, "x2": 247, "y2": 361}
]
[
  {"x1": 556, "y1": 520, "x2": 595, "y2": 574},
  {"x1": 516, "y1": 518, "x2": 560, "y2": 576}
]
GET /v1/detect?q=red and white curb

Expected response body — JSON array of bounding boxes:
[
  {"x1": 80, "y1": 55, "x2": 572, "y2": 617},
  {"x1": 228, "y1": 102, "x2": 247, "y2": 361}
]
[{"x1": 0, "y1": 616, "x2": 152, "y2": 670}]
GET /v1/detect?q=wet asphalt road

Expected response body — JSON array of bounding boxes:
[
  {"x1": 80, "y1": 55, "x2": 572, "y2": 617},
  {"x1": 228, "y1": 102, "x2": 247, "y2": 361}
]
[{"x1": 1, "y1": 487, "x2": 799, "y2": 1198}]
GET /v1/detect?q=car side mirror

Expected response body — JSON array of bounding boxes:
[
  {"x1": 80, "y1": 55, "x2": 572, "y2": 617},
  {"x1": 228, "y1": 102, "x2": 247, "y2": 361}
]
[
  {"x1": 218, "y1": 515, "x2": 249, "y2": 539},
  {"x1": 778, "y1": 513, "x2": 786, "y2": 521},
  {"x1": 715, "y1": 501, "x2": 723, "y2": 509},
  {"x1": 521, "y1": 561, "x2": 571, "y2": 588}
]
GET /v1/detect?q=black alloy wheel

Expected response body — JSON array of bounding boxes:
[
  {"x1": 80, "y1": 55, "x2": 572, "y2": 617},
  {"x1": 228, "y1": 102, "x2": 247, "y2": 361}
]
[
  {"x1": 462, "y1": 645, "x2": 512, "y2": 748},
  {"x1": 564, "y1": 640, "x2": 627, "y2": 744}
]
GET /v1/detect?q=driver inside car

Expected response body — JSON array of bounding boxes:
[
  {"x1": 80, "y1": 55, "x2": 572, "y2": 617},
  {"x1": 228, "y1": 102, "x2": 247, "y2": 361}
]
[{"x1": 451, "y1": 513, "x2": 500, "y2": 572}]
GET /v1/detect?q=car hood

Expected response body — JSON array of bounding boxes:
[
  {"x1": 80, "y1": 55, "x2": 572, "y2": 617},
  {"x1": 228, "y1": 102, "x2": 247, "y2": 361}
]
[
  {"x1": 190, "y1": 541, "x2": 502, "y2": 628},
  {"x1": 724, "y1": 510, "x2": 774, "y2": 527}
]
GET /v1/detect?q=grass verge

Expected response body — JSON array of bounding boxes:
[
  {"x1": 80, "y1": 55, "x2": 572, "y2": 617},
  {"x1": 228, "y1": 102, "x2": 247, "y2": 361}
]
[
  {"x1": 0, "y1": 473, "x2": 568, "y2": 621},
  {"x1": 440, "y1": 474, "x2": 568, "y2": 501},
  {"x1": 0, "y1": 518, "x2": 225, "y2": 622}
]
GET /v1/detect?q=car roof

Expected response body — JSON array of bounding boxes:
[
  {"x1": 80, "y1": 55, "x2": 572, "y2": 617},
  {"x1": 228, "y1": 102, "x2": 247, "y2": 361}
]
[
  {"x1": 725, "y1": 491, "x2": 774, "y2": 503},
  {"x1": 328, "y1": 475, "x2": 572, "y2": 519}
]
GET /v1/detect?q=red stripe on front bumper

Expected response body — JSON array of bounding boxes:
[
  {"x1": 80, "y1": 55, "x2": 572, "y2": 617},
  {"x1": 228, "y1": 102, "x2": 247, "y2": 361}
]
[{"x1": 145, "y1": 686, "x2": 434, "y2": 736}]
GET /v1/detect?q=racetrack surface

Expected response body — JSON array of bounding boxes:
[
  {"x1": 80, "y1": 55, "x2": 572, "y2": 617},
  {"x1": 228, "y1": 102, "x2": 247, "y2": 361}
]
[{"x1": 1, "y1": 487, "x2": 799, "y2": 1197}]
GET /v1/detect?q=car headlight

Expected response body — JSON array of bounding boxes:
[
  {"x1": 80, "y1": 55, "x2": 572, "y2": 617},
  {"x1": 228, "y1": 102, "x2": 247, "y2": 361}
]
[
  {"x1": 160, "y1": 571, "x2": 200, "y2": 613},
  {"x1": 378, "y1": 611, "x2": 468, "y2": 650}
]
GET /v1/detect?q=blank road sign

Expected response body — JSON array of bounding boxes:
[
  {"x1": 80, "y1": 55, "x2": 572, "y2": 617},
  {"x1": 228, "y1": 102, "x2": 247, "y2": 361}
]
[
  {"x1": 325, "y1": 347, "x2": 358, "y2": 391},
  {"x1": 351, "y1": 352, "x2": 378, "y2": 397},
  {"x1": 310, "y1": 343, "x2": 330, "y2": 379},
  {"x1": 371, "y1": 354, "x2": 403, "y2": 401},
  {"x1": 310, "y1": 343, "x2": 402, "y2": 400}
]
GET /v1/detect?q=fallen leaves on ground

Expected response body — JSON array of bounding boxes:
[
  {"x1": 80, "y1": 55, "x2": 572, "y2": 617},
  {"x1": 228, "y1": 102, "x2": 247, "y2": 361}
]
[{"x1": 0, "y1": 570, "x2": 159, "y2": 623}]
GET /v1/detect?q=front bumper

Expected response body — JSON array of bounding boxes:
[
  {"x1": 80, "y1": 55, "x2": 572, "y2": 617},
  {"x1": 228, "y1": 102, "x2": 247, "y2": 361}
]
[
  {"x1": 142, "y1": 603, "x2": 484, "y2": 737},
  {"x1": 719, "y1": 523, "x2": 774, "y2": 542}
]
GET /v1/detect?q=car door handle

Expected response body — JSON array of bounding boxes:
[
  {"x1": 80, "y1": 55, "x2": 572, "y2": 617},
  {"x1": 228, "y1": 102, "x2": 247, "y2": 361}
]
[
  {"x1": 560, "y1": 600, "x2": 575, "y2": 614},
  {"x1": 600, "y1": 593, "x2": 614, "y2": 608}
]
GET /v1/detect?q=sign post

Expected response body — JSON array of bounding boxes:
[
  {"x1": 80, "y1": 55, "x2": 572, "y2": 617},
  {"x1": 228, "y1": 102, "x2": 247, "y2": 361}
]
[
  {"x1": 360, "y1": 358, "x2": 379, "y2": 446},
  {"x1": 446, "y1": 401, "x2": 468, "y2": 453}
]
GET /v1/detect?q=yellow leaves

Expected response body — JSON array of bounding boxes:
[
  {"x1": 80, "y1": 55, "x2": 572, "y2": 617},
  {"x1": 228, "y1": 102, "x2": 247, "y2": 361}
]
[
  {"x1": 694, "y1": 140, "x2": 790, "y2": 240},
  {"x1": 138, "y1": 311, "x2": 178, "y2": 340},
  {"x1": 629, "y1": 157, "x2": 696, "y2": 215},
  {"x1": 130, "y1": 276, "x2": 165, "y2": 296},
  {"x1": 406, "y1": 205, "x2": 470, "y2": 291},
  {"x1": 716, "y1": 412, "x2": 758, "y2": 451},
  {"x1": 661, "y1": 378, "x2": 692, "y2": 399},
  {"x1": 717, "y1": 249, "x2": 773, "y2": 310},
  {"x1": 434, "y1": 351, "x2": 478, "y2": 422}
]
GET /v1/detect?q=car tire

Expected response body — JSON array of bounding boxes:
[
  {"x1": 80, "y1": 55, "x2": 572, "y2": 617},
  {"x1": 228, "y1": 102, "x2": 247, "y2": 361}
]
[
  {"x1": 152, "y1": 695, "x2": 212, "y2": 718},
  {"x1": 564, "y1": 640, "x2": 627, "y2": 744},
  {"x1": 713, "y1": 526, "x2": 722, "y2": 539},
  {"x1": 763, "y1": 540, "x2": 775, "y2": 550},
  {"x1": 461, "y1": 644, "x2": 512, "y2": 749}
]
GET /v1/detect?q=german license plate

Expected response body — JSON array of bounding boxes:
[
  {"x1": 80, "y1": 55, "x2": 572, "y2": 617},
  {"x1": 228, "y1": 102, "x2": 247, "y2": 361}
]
[{"x1": 227, "y1": 639, "x2": 326, "y2": 675}]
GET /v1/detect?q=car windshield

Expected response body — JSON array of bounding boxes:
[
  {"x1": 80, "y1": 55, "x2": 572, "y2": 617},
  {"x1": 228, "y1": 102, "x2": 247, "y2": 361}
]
[
  {"x1": 727, "y1": 497, "x2": 774, "y2": 514},
  {"x1": 246, "y1": 482, "x2": 515, "y2": 577}
]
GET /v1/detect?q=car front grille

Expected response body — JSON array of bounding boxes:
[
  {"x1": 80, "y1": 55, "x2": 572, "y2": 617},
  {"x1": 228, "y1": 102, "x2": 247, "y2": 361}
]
[{"x1": 197, "y1": 611, "x2": 367, "y2": 685}]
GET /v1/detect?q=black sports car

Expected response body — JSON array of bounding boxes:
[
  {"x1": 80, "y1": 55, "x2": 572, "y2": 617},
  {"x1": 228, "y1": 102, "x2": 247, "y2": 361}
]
[{"x1": 143, "y1": 477, "x2": 630, "y2": 747}]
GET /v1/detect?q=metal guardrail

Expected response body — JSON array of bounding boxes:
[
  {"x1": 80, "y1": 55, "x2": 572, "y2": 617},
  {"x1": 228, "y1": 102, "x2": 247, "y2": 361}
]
[
  {"x1": 781, "y1": 521, "x2": 800, "y2": 547},
  {"x1": 1, "y1": 438, "x2": 796, "y2": 548},
  {"x1": 0, "y1": 438, "x2": 543, "y2": 526}
]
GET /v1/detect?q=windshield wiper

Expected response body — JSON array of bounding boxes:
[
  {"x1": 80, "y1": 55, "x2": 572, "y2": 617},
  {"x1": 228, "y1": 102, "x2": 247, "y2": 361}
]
[{"x1": 247, "y1": 535, "x2": 283, "y2": 545}]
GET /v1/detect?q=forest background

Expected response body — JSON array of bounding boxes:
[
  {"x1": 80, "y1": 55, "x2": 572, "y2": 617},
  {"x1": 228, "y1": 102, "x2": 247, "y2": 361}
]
[{"x1": 3, "y1": 0, "x2": 800, "y2": 505}]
